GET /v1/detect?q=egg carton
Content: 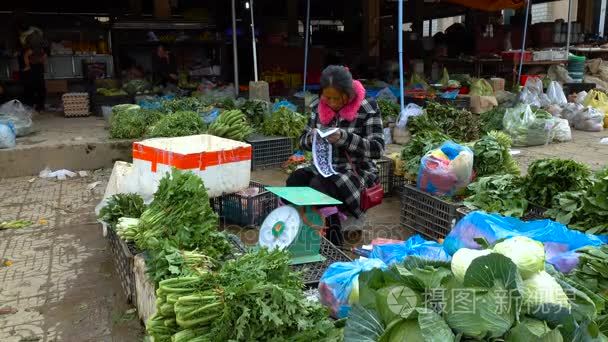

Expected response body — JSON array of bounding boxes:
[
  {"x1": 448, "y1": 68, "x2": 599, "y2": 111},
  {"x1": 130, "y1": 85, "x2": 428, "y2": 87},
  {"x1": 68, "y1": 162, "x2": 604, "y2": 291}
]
[
  {"x1": 62, "y1": 92, "x2": 89, "y2": 99},
  {"x1": 64, "y1": 109, "x2": 91, "y2": 117},
  {"x1": 63, "y1": 101, "x2": 90, "y2": 107}
]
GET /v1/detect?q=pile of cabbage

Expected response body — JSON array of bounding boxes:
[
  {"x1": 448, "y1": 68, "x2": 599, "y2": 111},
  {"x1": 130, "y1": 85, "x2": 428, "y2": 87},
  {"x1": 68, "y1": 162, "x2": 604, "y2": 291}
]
[{"x1": 343, "y1": 236, "x2": 608, "y2": 341}]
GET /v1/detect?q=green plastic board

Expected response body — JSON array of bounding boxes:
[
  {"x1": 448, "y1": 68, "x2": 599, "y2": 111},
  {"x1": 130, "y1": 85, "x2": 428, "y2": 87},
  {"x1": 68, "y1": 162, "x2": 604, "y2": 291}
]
[{"x1": 265, "y1": 187, "x2": 342, "y2": 206}]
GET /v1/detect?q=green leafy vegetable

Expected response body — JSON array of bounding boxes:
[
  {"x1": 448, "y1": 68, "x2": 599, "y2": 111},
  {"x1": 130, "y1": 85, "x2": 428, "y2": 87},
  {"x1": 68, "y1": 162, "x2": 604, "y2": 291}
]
[
  {"x1": 98, "y1": 193, "x2": 146, "y2": 227},
  {"x1": 493, "y1": 236, "x2": 546, "y2": 280},
  {"x1": 480, "y1": 106, "x2": 507, "y2": 133},
  {"x1": 238, "y1": 99, "x2": 270, "y2": 129},
  {"x1": 465, "y1": 174, "x2": 529, "y2": 217},
  {"x1": 450, "y1": 248, "x2": 492, "y2": 283},
  {"x1": 146, "y1": 111, "x2": 206, "y2": 138},
  {"x1": 473, "y1": 131, "x2": 520, "y2": 177},
  {"x1": 522, "y1": 271, "x2": 571, "y2": 312},
  {"x1": 408, "y1": 101, "x2": 480, "y2": 142},
  {"x1": 122, "y1": 79, "x2": 151, "y2": 95},
  {"x1": 525, "y1": 158, "x2": 591, "y2": 209},
  {"x1": 110, "y1": 105, "x2": 163, "y2": 139},
  {"x1": 505, "y1": 317, "x2": 564, "y2": 342},
  {"x1": 261, "y1": 107, "x2": 307, "y2": 144},
  {"x1": 160, "y1": 97, "x2": 209, "y2": 114},
  {"x1": 469, "y1": 78, "x2": 495, "y2": 96},
  {"x1": 377, "y1": 99, "x2": 400, "y2": 120}
]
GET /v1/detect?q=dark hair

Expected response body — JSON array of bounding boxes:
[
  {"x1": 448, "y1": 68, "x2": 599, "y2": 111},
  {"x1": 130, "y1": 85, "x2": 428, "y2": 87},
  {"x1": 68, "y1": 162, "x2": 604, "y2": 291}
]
[{"x1": 320, "y1": 65, "x2": 354, "y2": 98}]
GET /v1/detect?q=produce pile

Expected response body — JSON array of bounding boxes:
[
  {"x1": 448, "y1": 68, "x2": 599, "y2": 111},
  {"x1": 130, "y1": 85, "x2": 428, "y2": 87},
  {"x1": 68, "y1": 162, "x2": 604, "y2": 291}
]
[
  {"x1": 146, "y1": 111, "x2": 206, "y2": 138},
  {"x1": 148, "y1": 249, "x2": 341, "y2": 342},
  {"x1": 207, "y1": 110, "x2": 253, "y2": 141},
  {"x1": 342, "y1": 236, "x2": 608, "y2": 341},
  {"x1": 377, "y1": 98, "x2": 400, "y2": 120},
  {"x1": 261, "y1": 106, "x2": 308, "y2": 143},
  {"x1": 408, "y1": 101, "x2": 480, "y2": 142},
  {"x1": 109, "y1": 105, "x2": 163, "y2": 139}
]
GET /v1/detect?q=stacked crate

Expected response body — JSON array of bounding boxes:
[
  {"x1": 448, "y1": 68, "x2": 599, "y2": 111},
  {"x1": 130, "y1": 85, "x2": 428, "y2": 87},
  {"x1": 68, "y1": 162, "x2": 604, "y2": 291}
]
[{"x1": 62, "y1": 93, "x2": 90, "y2": 117}]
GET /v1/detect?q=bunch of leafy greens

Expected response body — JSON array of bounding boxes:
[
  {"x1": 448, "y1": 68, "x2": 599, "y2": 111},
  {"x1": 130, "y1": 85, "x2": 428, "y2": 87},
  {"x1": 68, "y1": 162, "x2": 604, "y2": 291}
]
[
  {"x1": 408, "y1": 101, "x2": 480, "y2": 142},
  {"x1": 160, "y1": 97, "x2": 209, "y2": 114},
  {"x1": 261, "y1": 106, "x2": 307, "y2": 144},
  {"x1": 377, "y1": 99, "x2": 400, "y2": 120},
  {"x1": 98, "y1": 193, "x2": 146, "y2": 228},
  {"x1": 480, "y1": 106, "x2": 507, "y2": 134},
  {"x1": 134, "y1": 169, "x2": 229, "y2": 257},
  {"x1": 122, "y1": 79, "x2": 151, "y2": 95},
  {"x1": 148, "y1": 249, "x2": 340, "y2": 342},
  {"x1": 238, "y1": 99, "x2": 270, "y2": 129},
  {"x1": 464, "y1": 174, "x2": 529, "y2": 217},
  {"x1": 547, "y1": 167, "x2": 608, "y2": 234},
  {"x1": 564, "y1": 245, "x2": 608, "y2": 315},
  {"x1": 525, "y1": 158, "x2": 591, "y2": 208},
  {"x1": 473, "y1": 131, "x2": 520, "y2": 177},
  {"x1": 400, "y1": 130, "x2": 451, "y2": 177},
  {"x1": 109, "y1": 105, "x2": 163, "y2": 139},
  {"x1": 146, "y1": 110, "x2": 206, "y2": 138},
  {"x1": 146, "y1": 239, "x2": 217, "y2": 284}
]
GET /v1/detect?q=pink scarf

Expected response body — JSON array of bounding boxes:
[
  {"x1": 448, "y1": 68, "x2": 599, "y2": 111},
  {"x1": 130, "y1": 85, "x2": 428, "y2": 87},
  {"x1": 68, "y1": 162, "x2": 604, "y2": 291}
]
[{"x1": 318, "y1": 79, "x2": 366, "y2": 125}]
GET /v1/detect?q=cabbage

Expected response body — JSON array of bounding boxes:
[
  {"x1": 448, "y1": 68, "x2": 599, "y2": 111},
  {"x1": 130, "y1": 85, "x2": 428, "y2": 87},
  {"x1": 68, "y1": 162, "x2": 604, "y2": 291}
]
[
  {"x1": 348, "y1": 276, "x2": 359, "y2": 305},
  {"x1": 384, "y1": 319, "x2": 422, "y2": 342},
  {"x1": 493, "y1": 236, "x2": 545, "y2": 279},
  {"x1": 523, "y1": 271, "x2": 571, "y2": 310},
  {"x1": 451, "y1": 248, "x2": 492, "y2": 283}
]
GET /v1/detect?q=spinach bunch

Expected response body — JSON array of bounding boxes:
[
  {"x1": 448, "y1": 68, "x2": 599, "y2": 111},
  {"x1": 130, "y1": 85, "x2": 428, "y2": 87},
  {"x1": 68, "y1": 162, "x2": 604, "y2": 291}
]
[
  {"x1": 261, "y1": 107, "x2": 307, "y2": 141},
  {"x1": 146, "y1": 110, "x2": 206, "y2": 138},
  {"x1": 239, "y1": 99, "x2": 270, "y2": 129},
  {"x1": 409, "y1": 101, "x2": 480, "y2": 142},
  {"x1": 473, "y1": 131, "x2": 520, "y2": 178},
  {"x1": 479, "y1": 106, "x2": 506, "y2": 134},
  {"x1": 465, "y1": 174, "x2": 529, "y2": 217},
  {"x1": 525, "y1": 158, "x2": 591, "y2": 208},
  {"x1": 377, "y1": 99, "x2": 400, "y2": 119}
]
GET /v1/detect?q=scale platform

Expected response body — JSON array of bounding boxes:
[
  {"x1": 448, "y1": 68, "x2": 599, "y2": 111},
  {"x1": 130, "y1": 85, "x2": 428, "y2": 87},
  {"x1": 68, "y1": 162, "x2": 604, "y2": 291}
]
[{"x1": 260, "y1": 187, "x2": 342, "y2": 265}]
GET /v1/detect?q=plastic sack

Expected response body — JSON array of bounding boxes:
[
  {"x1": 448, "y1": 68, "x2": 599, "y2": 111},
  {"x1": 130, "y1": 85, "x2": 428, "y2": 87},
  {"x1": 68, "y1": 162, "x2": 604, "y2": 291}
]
[
  {"x1": 546, "y1": 81, "x2": 567, "y2": 106},
  {"x1": 440, "y1": 89, "x2": 460, "y2": 100},
  {"x1": 575, "y1": 91, "x2": 588, "y2": 104},
  {"x1": 272, "y1": 100, "x2": 297, "y2": 113},
  {"x1": 562, "y1": 103, "x2": 584, "y2": 125},
  {"x1": 503, "y1": 104, "x2": 555, "y2": 146},
  {"x1": 0, "y1": 121, "x2": 16, "y2": 149},
  {"x1": 396, "y1": 103, "x2": 423, "y2": 129},
  {"x1": 573, "y1": 106, "x2": 604, "y2": 132},
  {"x1": 0, "y1": 100, "x2": 33, "y2": 137},
  {"x1": 368, "y1": 234, "x2": 451, "y2": 265},
  {"x1": 417, "y1": 141, "x2": 474, "y2": 196},
  {"x1": 318, "y1": 258, "x2": 387, "y2": 318},
  {"x1": 547, "y1": 64, "x2": 573, "y2": 84},
  {"x1": 200, "y1": 108, "x2": 220, "y2": 124},
  {"x1": 518, "y1": 87, "x2": 542, "y2": 108},
  {"x1": 443, "y1": 211, "x2": 605, "y2": 273},
  {"x1": 552, "y1": 118, "x2": 572, "y2": 142},
  {"x1": 375, "y1": 87, "x2": 398, "y2": 103},
  {"x1": 469, "y1": 78, "x2": 494, "y2": 96},
  {"x1": 525, "y1": 76, "x2": 544, "y2": 94},
  {"x1": 583, "y1": 90, "x2": 608, "y2": 113},
  {"x1": 383, "y1": 127, "x2": 392, "y2": 145}
]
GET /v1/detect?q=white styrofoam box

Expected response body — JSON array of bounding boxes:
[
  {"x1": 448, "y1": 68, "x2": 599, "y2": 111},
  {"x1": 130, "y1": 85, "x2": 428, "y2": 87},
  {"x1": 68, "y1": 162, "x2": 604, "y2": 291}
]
[
  {"x1": 132, "y1": 134, "x2": 252, "y2": 200},
  {"x1": 95, "y1": 161, "x2": 136, "y2": 216},
  {"x1": 552, "y1": 50, "x2": 568, "y2": 61},
  {"x1": 533, "y1": 50, "x2": 552, "y2": 61}
]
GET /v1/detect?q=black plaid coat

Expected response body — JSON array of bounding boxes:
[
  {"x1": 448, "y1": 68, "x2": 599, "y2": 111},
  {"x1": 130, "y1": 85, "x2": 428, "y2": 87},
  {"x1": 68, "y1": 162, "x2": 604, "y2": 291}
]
[{"x1": 298, "y1": 98, "x2": 385, "y2": 218}]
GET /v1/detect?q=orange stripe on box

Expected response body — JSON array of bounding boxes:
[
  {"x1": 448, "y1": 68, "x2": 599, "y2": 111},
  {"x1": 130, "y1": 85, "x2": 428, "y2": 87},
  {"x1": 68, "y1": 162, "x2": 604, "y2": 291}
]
[{"x1": 132, "y1": 143, "x2": 251, "y2": 172}]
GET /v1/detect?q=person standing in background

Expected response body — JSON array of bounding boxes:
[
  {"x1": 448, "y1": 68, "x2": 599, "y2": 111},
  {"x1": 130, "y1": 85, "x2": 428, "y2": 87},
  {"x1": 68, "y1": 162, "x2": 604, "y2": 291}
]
[
  {"x1": 152, "y1": 43, "x2": 178, "y2": 88},
  {"x1": 18, "y1": 25, "x2": 47, "y2": 112}
]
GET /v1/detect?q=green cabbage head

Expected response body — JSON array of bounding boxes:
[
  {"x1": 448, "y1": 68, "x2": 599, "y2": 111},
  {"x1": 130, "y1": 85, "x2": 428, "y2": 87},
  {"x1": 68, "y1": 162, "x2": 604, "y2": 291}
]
[
  {"x1": 451, "y1": 248, "x2": 492, "y2": 283},
  {"x1": 522, "y1": 271, "x2": 571, "y2": 310},
  {"x1": 493, "y1": 236, "x2": 545, "y2": 279}
]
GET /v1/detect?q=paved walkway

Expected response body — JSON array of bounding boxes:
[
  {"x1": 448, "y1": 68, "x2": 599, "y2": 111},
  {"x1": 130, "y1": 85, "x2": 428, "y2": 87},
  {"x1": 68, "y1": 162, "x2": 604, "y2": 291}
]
[{"x1": 0, "y1": 172, "x2": 142, "y2": 342}]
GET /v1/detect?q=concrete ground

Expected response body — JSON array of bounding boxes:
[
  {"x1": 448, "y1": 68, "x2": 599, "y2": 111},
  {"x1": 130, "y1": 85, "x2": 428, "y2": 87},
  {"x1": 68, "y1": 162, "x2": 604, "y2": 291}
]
[{"x1": 0, "y1": 171, "x2": 143, "y2": 342}]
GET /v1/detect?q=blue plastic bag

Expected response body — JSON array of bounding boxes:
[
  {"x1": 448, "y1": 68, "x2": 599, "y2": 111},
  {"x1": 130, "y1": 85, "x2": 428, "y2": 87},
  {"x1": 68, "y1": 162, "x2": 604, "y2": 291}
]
[
  {"x1": 272, "y1": 100, "x2": 297, "y2": 113},
  {"x1": 0, "y1": 121, "x2": 16, "y2": 149},
  {"x1": 318, "y1": 258, "x2": 387, "y2": 318},
  {"x1": 200, "y1": 108, "x2": 220, "y2": 124},
  {"x1": 368, "y1": 235, "x2": 451, "y2": 265},
  {"x1": 440, "y1": 89, "x2": 460, "y2": 99},
  {"x1": 443, "y1": 211, "x2": 605, "y2": 273},
  {"x1": 417, "y1": 141, "x2": 474, "y2": 196}
]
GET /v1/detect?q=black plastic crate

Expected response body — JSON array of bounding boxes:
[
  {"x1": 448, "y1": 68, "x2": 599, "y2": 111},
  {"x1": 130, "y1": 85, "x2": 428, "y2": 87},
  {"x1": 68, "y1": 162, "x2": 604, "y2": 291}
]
[
  {"x1": 400, "y1": 184, "x2": 463, "y2": 240},
  {"x1": 456, "y1": 203, "x2": 548, "y2": 221},
  {"x1": 107, "y1": 226, "x2": 136, "y2": 303},
  {"x1": 376, "y1": 157, "x2": 393, "y2": 196},
  {"x1": 246, "y1": 135, "x2": 293, "y2": 170},
  {"x1": 291, "y1": 236, "x2": 352, "y2": 288},
  {"x1": 213, "y1": 181, "x2": 279, "y2": 227}
]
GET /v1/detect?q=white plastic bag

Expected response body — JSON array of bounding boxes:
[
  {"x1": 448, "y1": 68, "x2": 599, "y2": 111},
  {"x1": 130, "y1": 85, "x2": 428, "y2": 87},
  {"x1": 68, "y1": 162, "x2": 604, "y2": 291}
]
[
  {"x1": 518, "y1": 87, "x2": 542, "y2": 107},
  {"x1": 383, "y1": 127, "x2": 392, "y2": 145},
  {"x1": 375, "y1": 87, "x2": 398, "y2": 103},
  {"x1": 573, "y1": 107, "x2": 605, "y2": 132},
  {"x1": 546, "y1": 81, "x2": 568, "y2": 106},
  {"x1": 552, "y1": 118, "x2": 572, "y2": 142},
  {"x1": 561, "y1": 103, "x2": 584, "y2": 125},
  {"x1": 0, "y1": 121, "x2": 16, "y2": 149},
  {"x1": 575, "y1": 91, "x2": 588, "y2": 104},
  {"x1": 503, "y1": 104, "x2": 555, "y2": 146},
  {"x1": 396, "y1": 103, "x2": 423, "y2": 129},
  {"x1": 0, "y1": 100, "x2": 33, "y2": 137}
]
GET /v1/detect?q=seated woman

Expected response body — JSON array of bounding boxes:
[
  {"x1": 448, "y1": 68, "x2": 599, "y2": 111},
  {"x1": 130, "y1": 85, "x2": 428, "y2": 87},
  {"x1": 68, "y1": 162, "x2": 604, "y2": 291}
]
[{"x1": 286, "y1": 65, "x2": 385, "y2": 246}]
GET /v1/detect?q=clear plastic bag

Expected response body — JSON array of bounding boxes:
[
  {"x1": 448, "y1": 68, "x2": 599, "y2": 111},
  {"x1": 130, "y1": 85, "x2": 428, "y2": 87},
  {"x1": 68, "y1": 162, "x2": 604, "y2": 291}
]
[
  {"x1": 318, "y1": 258, "x2": 387, "y2": 318},
  {"x1": 546, "y1": 81, "x2": 567, "y2": 106},
  {"x1": 503, "y1": 104, "x2": 555, "y2": 146},
  {"x1": 573, "y1": 107, "x2": 604, "y2": 132},
  {"x1": 552, "y1": 118, "x2": 572, "y2": 142},
  {"x1": 0, "y1": 100, "x2": 33, "y2": 137},
  {"x1": 443, "y1": 211, "x2": 605, "y2": 273},
  {"x1": 518, "y1": 87, "x2": 542, "y2": 107},
  {"x1": 396, "y1": 103, "x2": 423, "y2": 129},
  {"x1": 561, "y1": 103, "x2": 584, "y2": 125},
  {"x1": 0, "y1": 121, "x2": 16, "y2": 149},
  {"x1": 417, "y1": 141, "x2": 474, "y2": 196}
]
